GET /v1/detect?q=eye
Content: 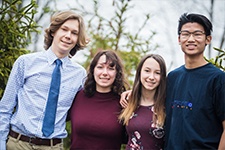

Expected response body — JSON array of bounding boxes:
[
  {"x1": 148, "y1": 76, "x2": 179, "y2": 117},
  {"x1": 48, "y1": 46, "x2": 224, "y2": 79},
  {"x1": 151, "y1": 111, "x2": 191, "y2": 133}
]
[
  {"x1": 72, "y1": 31, "x2": 78, "y2": 35},
  {"x1": 109, "y1": 67, "x2": 115, "y2": 70},
  {"x1": 181, "y1": 32, "x2": 189, "y2": 36},
  {"x1": 96, "y1": 65, "x2": 103, "y2": 69},
  {"x1": 61, "y1": 27, "x2": 67, "y2": 31},
  {"x1": 194, "y1": 33, "x2": 202, "y2": 36}
]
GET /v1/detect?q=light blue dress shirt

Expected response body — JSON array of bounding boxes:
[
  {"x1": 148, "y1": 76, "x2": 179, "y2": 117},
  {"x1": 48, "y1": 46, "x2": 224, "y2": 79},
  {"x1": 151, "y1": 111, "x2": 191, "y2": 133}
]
[{"x1": 0, "y1": 49, "x2": 86, "y2": 150}]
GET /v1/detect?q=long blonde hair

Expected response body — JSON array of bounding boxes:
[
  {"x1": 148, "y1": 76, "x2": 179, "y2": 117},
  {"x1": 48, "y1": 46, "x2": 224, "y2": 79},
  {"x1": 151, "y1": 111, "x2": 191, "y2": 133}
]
[{"x1": 119, "y1": 54, "x2": 166, "y2": 127}]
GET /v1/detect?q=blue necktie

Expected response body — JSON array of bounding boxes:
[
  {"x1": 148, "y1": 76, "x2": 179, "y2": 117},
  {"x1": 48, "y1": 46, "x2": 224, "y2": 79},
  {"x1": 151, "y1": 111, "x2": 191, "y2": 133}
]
[{"x1": 42, "y1": 59, "x2": 62, "y2": 137}]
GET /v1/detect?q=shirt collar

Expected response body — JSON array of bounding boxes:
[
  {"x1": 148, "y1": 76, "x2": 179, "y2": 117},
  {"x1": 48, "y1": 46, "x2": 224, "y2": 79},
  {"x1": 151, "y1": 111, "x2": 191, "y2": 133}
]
[{"x1": 46, "y1": 49, "x2": 70, "y2": 69}]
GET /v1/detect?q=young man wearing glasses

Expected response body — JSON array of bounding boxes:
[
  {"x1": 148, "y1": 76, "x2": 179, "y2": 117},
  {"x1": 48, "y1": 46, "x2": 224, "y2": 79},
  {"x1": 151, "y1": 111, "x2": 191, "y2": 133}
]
[
  {"x1": 164, "y1": 13, "x2": 225, "y2": 150},
  {"x1": 120, "y1": 13, "x2": 225, "y2": 149}
]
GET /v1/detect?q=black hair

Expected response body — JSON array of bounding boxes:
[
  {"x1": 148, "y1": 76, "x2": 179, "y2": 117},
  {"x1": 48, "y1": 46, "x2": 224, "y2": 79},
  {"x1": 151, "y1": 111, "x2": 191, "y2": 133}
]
[{"x1": 178, "y1": 13, "x2": 213, "y2": 36}]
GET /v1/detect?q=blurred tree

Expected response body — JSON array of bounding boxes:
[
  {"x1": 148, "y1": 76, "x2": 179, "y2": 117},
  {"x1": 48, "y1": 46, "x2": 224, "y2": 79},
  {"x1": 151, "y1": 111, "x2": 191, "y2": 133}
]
[
  {"x1": 155, "y1": 0, "x2": 225, "y2": 69},
  {"x1": 0, "y1": 0, "x2": 39, "y2": 99},
  {"x1": 207, "y1": 47, "x2": 225, "y2": 71},
  {"x1": 72, "y1": 0, "x2": 158, "y2": 83},
  {"x1": 31, "y1": 0, "x2": 56, "y2": 52},
  {"x1": 190, "y1": 0, "x2": 225, "y2": 59},
  {"x1": 64, "y1": 0, "x2": 158, "y2": 149},
  {"x1": 1, "y1": 0, "x2": 224, "y2": 150}
]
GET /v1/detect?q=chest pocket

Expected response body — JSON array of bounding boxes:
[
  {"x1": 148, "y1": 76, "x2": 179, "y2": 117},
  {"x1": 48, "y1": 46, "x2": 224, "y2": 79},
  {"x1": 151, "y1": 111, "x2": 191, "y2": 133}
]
[{"x1": 58, "y1": 85, "x2": 80, "y2": 107}]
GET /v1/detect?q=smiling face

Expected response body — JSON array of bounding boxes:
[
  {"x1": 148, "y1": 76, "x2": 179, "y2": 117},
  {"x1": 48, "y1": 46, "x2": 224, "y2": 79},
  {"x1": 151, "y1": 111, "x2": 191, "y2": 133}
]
[
  {"x1": 178, "y1": 22, "x2": 211, "y2": 59},
  {"x1": 140, "y1": 57, "x2": 161, "y2": 92},
  {"x1": 51, "y1": 19, "x2": 79, "y2": 58},
  {"x1": 94, "y1": 54, "x2": 117, "y2": 93}
]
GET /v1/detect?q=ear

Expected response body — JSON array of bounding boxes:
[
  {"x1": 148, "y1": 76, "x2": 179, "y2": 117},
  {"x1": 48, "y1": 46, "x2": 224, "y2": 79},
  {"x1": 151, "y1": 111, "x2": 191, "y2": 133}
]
[
  {"x1": 178, "y1": 36, "x2": 181, "y2": 45},
  {"x1": 205, "y1": 35, "x2": 212, "y2": 45}
]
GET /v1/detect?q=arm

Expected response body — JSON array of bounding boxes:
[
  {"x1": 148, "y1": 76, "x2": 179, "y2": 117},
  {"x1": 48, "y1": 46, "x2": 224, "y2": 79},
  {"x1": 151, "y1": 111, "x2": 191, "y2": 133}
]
[
  {"x1": 218, "y1": 120, "x2": 225, "y2": 150},
  {"x1": 120, "y1": 90, "x2": 132, "y2": 108},
  {"x1": 0, "y1": 57, "x2": 25, "y2": 150}
]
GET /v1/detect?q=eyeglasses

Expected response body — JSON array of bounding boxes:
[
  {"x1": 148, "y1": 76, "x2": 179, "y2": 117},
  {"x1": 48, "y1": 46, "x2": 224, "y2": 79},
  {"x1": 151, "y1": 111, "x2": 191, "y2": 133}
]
[{"x1": 179, "y1": 30, "x2": 205, "y2": 40}]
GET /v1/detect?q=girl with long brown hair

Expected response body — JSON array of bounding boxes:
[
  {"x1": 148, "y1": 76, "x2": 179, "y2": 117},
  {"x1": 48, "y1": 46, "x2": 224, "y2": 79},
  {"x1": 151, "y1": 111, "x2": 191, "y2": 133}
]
[{"x1": 119, "y1": 54, "x2": 167, "y2": 150}]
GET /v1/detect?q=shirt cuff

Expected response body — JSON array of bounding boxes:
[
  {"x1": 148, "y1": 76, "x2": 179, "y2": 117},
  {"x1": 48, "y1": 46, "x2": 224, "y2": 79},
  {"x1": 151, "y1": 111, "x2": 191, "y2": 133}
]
[{"x1": 0, "y1": 140, "x2": 6, "y2": 150}]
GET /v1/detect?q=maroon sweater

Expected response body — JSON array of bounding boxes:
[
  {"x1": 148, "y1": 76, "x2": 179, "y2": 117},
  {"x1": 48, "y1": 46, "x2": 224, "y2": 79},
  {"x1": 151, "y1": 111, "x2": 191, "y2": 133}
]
[
  {"x1": 69, "y1": 90, "x2": 125, "y2": 150},
  {"x1": 126, "y1": 105, "x2": 164, "y2": 150}
]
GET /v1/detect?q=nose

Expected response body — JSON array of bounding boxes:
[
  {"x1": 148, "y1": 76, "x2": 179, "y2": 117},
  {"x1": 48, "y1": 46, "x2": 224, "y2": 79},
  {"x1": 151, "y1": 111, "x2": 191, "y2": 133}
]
[
  {"x1": 187, "y1": 34, "x2": 195, "y2": 41},
  {"x1": 148, "y1": 73, "x2": 154, "y2": 80},
  {"x1": 102, "y1": 68, "x2": 108, "y2": 75},
  {"x1": 65, "y1": 31, "x2": 71, "y2": 38}
]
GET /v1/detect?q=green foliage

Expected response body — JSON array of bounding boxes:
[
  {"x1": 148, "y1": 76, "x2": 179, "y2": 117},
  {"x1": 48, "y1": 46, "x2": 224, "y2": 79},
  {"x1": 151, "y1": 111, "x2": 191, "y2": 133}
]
[
  {"x1": 64, "y1": 121, "x2": 71, "y2": 150},
  {"x1": 206, "y1": 47, "x2": 225, "y2": 71},
  {"x1": 64, "y1": 0, "x2": 157, "y2": 149},
  {"x1": 64, "y1": 1, "x2": 157, "y2": 148},
  {"x1": 78, "y1": 0, "x2": 157, "y2": 82},
  {"x1": 0, "y1": 0, "x2": 39, "y2": 98},
  {"x1": 1, "y1": 1, "x2": 223, "y2": 150}
]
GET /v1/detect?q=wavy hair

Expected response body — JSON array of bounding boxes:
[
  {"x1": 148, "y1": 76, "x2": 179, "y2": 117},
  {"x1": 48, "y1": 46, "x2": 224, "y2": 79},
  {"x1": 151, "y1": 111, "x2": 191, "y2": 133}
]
[
  {"x1": 44, "y1": 10, "x2": 89, "y2": 57},
  {"x1": 119, "y1": 54, "x2": 167, "y2": 127},
  {"x1": 84, "y1": 50, "x2": 128, "y2": 97}
]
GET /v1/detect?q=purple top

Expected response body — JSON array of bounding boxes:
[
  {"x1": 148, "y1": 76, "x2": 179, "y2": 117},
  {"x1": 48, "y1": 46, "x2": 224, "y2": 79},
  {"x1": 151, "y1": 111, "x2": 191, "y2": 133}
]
[
  {"x1": 126, "y1": 105, "x2": 164, "y2": 150},
  {"x1": 69, "y1": 89, "x2": 125, "y2": 149}
]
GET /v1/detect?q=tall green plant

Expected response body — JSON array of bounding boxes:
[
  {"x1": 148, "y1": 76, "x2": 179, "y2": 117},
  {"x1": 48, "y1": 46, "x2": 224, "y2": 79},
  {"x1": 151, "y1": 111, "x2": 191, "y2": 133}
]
[
  {"x1": 72, "y1": 0, "x2": 157, "y2": 83},
  {"x1": 0, "y1": 0, "x2": 39, "y2": 98},
  {"x1": 206, "y1": 47, "x2": 225, "y2": 71},
  {"x1": 64, "y1": 1, "x2": 157, "y2": 149}
]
